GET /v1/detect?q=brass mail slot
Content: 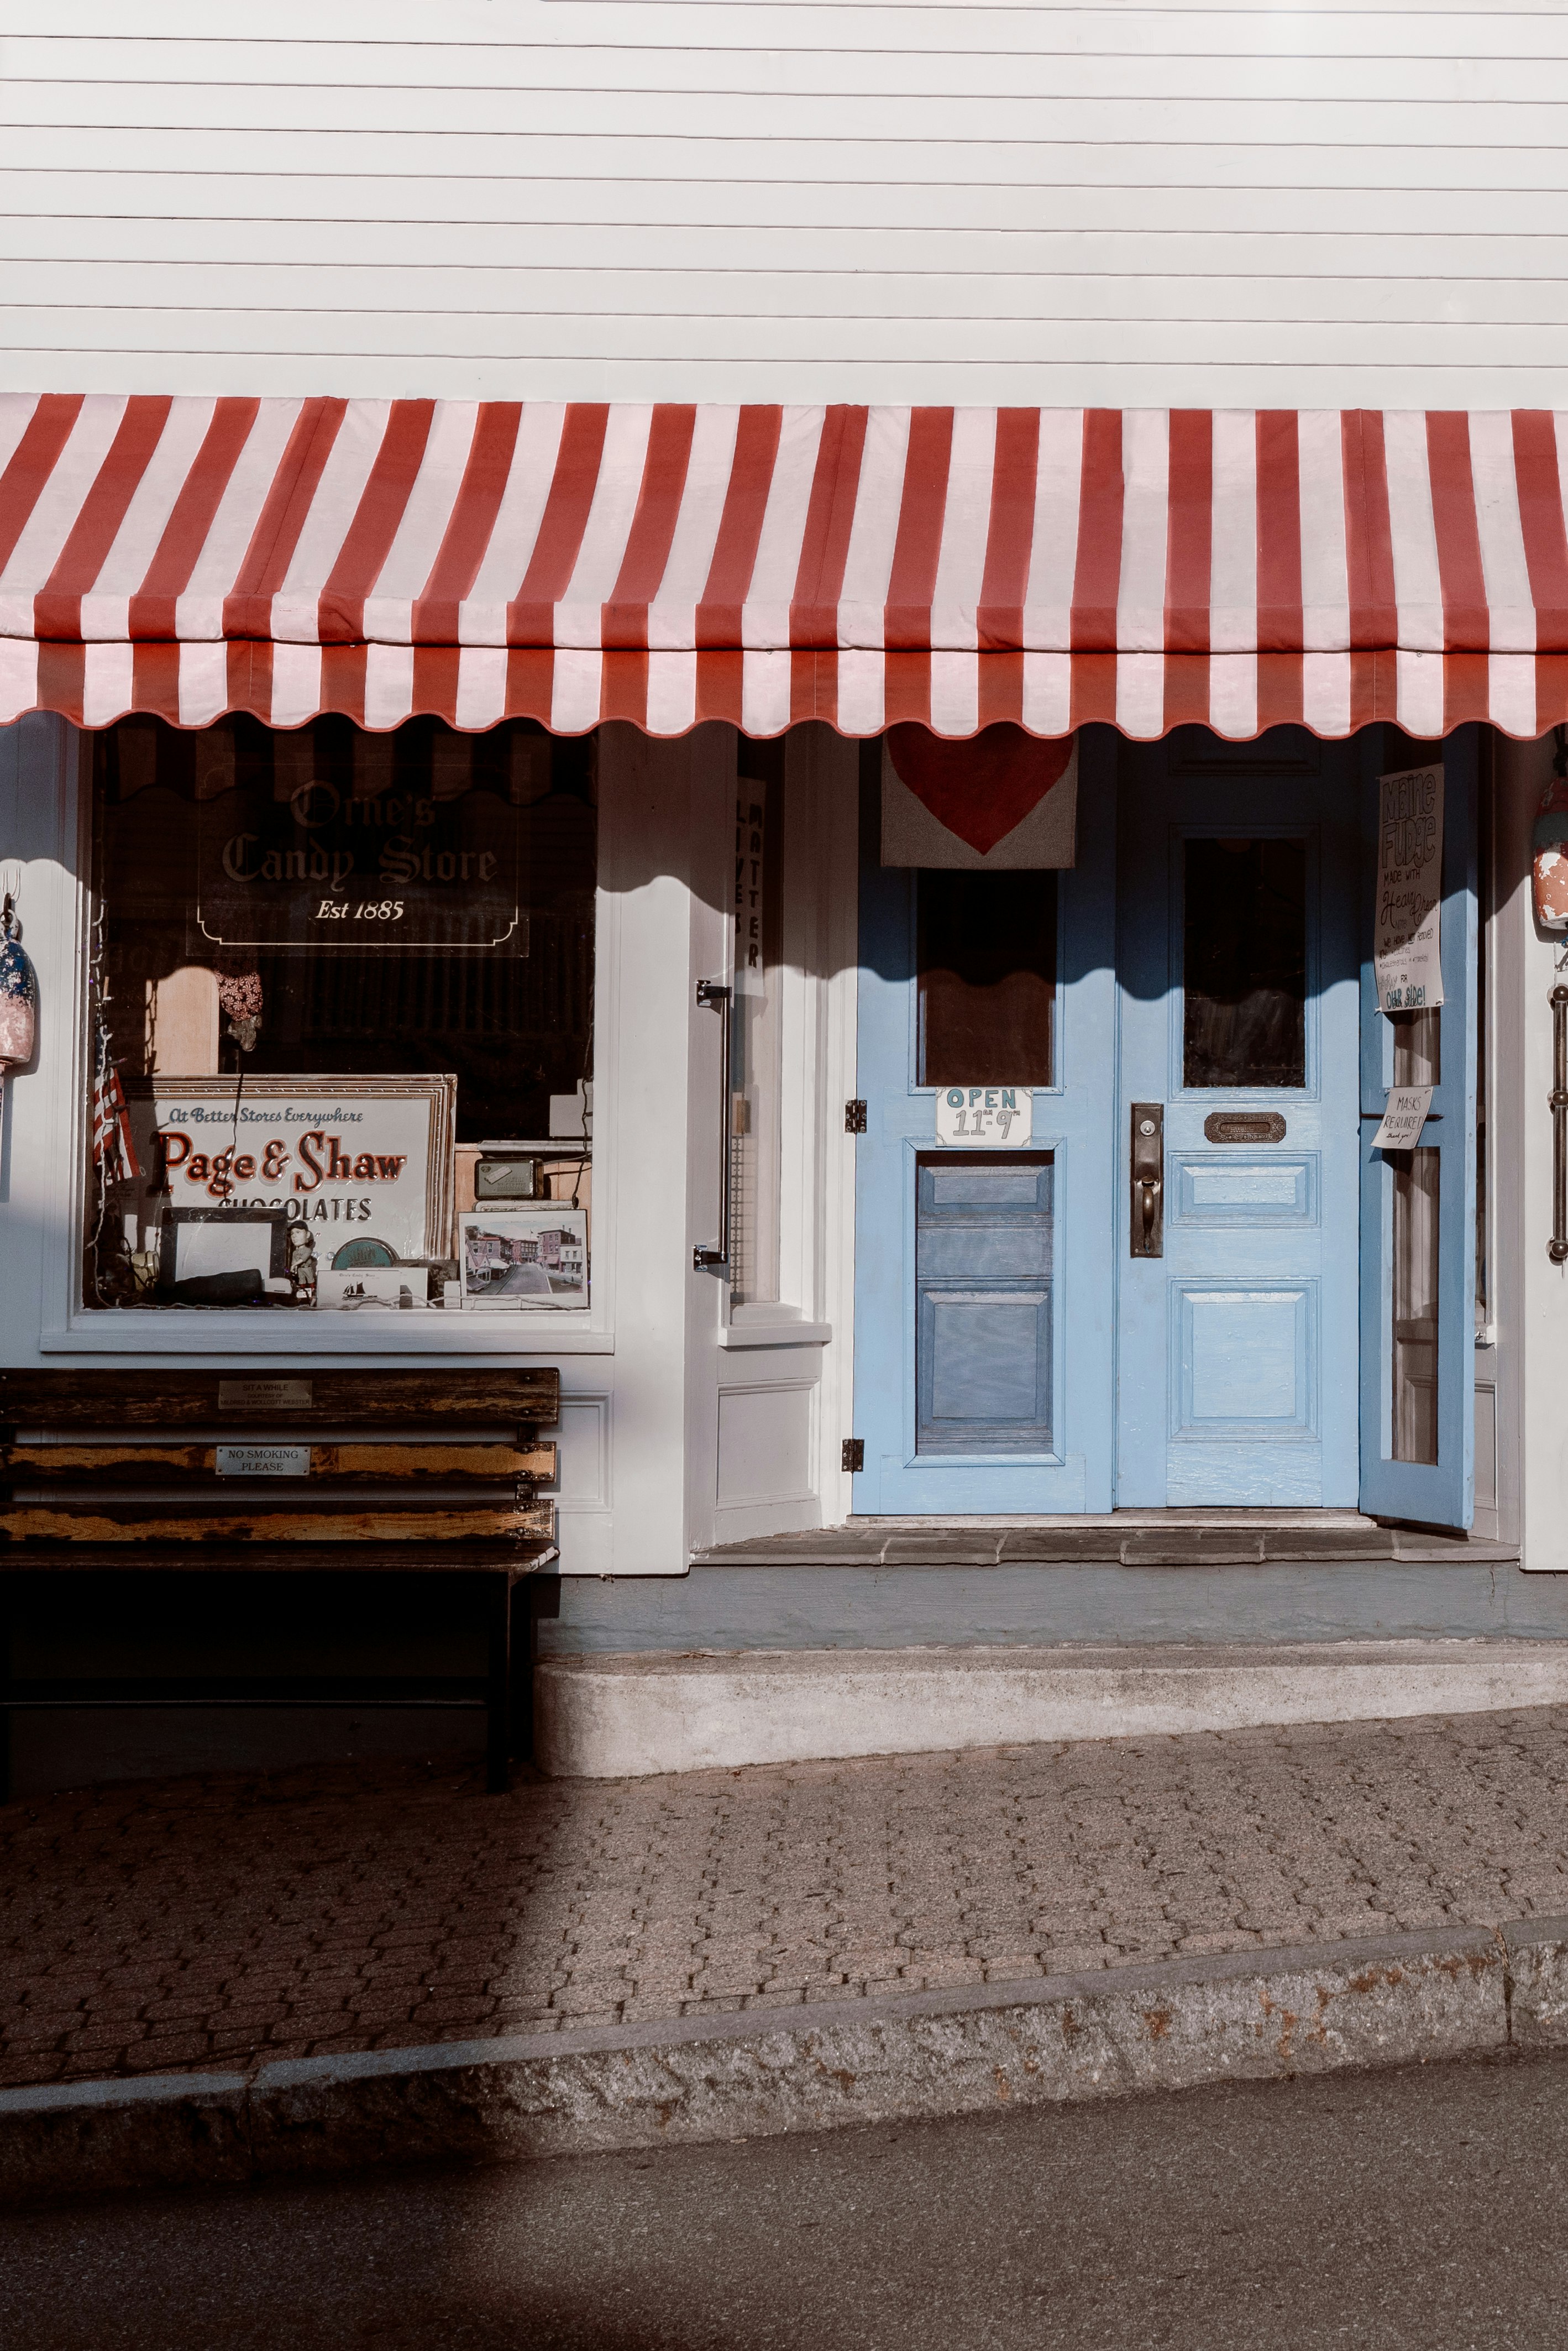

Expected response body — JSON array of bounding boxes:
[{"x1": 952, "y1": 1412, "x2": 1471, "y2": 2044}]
[{"x1": 1204, "y1": 1112, "x2": 1287, "y2": 1145}]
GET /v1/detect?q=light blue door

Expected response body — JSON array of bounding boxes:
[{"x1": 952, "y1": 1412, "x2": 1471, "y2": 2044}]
[
  {"x1": 1357, "y1": 726, "x2": 1477, "y2": 1531},
  {"x1": 851, "y1": 729, "x2": 1118, "y2": 1512},
  {"x1": 1115, "y1": 728, "x2": 1362, "y2": 1507},
  {"x1": 851, "y1": 723, "x2": 1418, "y2": 1519}
]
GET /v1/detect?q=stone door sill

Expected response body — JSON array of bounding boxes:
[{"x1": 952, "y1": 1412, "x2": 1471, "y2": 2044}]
[{"x1": 694, "y1": 1513, "x2": 1519, "y2": 1569}]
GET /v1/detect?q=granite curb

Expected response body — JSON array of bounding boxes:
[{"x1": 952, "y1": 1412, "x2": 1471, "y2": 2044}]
[{"x1": 5, "y1": 1917, "x2": 1568, "y2": 2206}]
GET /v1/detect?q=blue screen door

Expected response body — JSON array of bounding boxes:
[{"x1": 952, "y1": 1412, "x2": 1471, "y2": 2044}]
[
  {"x1": 1114, "y1": 727, "x2": 1362, "y2": 1508},
  {"x1": 1356, "y1": 726, "x2": 1477, "y2": 1531},
  {"x1": 850, "y1": 731, "x2": 1119, "y2": 1513}
]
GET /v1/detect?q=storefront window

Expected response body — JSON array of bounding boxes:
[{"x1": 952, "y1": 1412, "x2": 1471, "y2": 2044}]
[{"x1": 83, "y1": 715, "x2": 596, "y2": 1315}]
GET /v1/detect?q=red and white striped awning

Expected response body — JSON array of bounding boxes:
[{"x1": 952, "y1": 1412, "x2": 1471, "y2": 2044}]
[{"x1": 3, "y1": 395, "x2": 1567, "y2": 740}]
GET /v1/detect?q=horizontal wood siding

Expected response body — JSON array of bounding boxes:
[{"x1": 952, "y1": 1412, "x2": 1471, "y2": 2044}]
[{"x1": 0, "y1": 6, "x2": 1565, "y2": 406}]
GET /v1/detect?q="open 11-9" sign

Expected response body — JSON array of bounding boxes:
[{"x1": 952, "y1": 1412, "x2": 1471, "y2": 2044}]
[{"x1": 935, "y1": 1086, "x2": 1034, "y2": 1147}]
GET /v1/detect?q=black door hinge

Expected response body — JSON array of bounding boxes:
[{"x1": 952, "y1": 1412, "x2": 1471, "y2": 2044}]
[
  {"x1": 845, "y1": 1099, "x2": 868, "y2": 1134},
  {"x1": 841, "y1": 1437, "x2": 864, "y2": 1473}
]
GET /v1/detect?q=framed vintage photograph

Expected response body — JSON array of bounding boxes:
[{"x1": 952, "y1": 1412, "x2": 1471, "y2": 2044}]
[
  {"x1": 125, "y1": 1073, "x2": 457, "y2": 1269},
  {"x1": 458, "y1": 1207, "x2": 589, "y2": 1310}
]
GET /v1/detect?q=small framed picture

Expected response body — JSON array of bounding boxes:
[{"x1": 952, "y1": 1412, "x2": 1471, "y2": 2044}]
[
  {"x1": 458, "y1": 1207, "x2": 589, "y2": 1310},
  {"x1": 158, "y1": 1206, "x2": 295, "y2": 1306}
]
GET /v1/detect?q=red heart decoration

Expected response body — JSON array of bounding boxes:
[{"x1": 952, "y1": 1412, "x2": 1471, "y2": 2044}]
[{"x1": 887, "y1": 723, "x2": 1074, "y2": 857}]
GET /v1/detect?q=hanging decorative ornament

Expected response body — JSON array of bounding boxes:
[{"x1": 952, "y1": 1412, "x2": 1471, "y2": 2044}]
[
  {"x1": 1533, "y1": 730, "x2": 1568, "y2": 931},
  {"x1": 216, "y1": 965, "x2": 264, "y2": 1054},
  {"x1": 0, "y1": 877, "x2": 37, "y2": 1076}
]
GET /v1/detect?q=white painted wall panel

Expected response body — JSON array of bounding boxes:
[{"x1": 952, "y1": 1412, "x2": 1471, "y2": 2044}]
[{"x1": 2, "y1": 3, "x2": 1568, "y2": 404}]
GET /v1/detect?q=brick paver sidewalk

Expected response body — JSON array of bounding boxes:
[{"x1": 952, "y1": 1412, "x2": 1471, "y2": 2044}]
[{"x1": 5, "y1": 1706, "x2": 1568, "y2": 2091}]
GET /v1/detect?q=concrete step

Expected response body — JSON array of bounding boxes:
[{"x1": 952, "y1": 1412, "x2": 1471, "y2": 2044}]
[{"x1": 534, "y1": 1637, "x2": 1568, "y2": 1777}]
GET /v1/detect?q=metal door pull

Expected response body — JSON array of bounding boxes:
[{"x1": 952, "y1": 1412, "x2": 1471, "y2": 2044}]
[
  {"x1": 694, "y1": 979, "x2": 732, "y2": 1272},
  {"x1": 1129, "y1": 1102, "x2": 1164, "y2": 1258}
]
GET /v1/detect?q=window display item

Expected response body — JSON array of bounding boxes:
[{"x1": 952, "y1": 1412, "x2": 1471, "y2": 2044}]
[
  {"x1": 458, "y1": 1208, "x2": 588, "y2": 1310},
  {"x1": 91, "y1": 1012, "x2": 143, "y2": 1183},
  {"x1": 286, "y1": 1219, "x2": 318, "y2": 1305},
  {"x1": 329, "y1": 1237, "x2": 397, "y2": 1269},
  {"x1": 549, "y1": 1083, "x2": 592, "y2": 1137},
  {"x1": 216, "y1": 965, "x2": 264, "y2": 1053},
  {"x1": 0, "y1": 882, "x2": 36, "y2": 1076},
  {"x1": 475, "y1": 1153, "x2": 543, "y2": 1201},
  {"x1": 317, "y1": 1266, "x2": 431, "y2": 1310},
  {"x1": 146, "y1": 966, "x2": 219, "y2": 1075},
  {"x1": 158, "y1": 1207, "x2": 295, "y2": 1306},
  {"x1": 125, "y1": 1072, "x2": 455, "y2": 1268}
]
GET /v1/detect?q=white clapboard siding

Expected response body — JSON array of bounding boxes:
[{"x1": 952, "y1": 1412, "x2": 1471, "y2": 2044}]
[
  {"x1": 6, "y1": 263, "x2": 1566, "y2": 329},
  {"x1": 14, "y1": 11, "x2": 1568, "y2": 65},
  {"x1": 15, "y1": 221, "x2": 1568, "y2": 281},
  {"x1": 14, "y1": 310, "x2": 1568, "y2": 363},
  {"x1": 8, "y1": 121, "x2": 1568, "y2": 173},
  {"x1": 27, "y1": 169, "x2": 1568, "y2": 239},
  {"x1": 4, "y1": 1, "x2": 1568, "y2": 403},
  {"x1": 10, "y1": 132, "x2": 1568, "y2": 195},
  {"x1": 13, "y1": 71, "x2": 1568, "y2": 117}
]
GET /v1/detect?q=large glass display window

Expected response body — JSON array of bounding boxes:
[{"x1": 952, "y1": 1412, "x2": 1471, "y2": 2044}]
[{"x1": 83, "y1": 714, "x2": 596, "y2": 1315}]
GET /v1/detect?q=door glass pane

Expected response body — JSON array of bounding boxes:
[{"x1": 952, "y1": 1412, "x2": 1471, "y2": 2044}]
[
  {"x1": 1392, "y1": 1009, "x2": 1440, "y2": 1087},
  {"x1": 1183, "y1": 838, "x2": 1307, "y2": 1088},
  {"x1": 917, "y1": 872, "x2": 1056, "y2": 1088},
  {"x1": 915, "y1": 1153, "x2": 1053, "y2": 1454},
  {"x1": 1392, "y1": 1146, "x2": 1440, "y2": 1465}
]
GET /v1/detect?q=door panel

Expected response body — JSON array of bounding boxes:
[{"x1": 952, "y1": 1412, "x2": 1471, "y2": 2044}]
[
  {"x1": 1171, "y1": 1154, "x2": 1317, "y2": 1225},
  {"x1": 1115, "y1": 729, "x2": 1361, "y2": 1509},
  {"x1": 1357, "y1": 727, "x2": 1478, "y2": 1530},
  {"x1": 1174, "y1": 1284, "x2": 1313, "y2": 1432}
]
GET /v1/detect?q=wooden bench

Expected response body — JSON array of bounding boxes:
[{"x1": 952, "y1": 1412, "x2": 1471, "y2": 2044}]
[{"x1": 0, "y1": 1368, "x2": 559, "y2": 1797}]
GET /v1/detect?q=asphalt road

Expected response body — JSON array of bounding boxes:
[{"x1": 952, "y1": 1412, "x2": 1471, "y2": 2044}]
[{"x1": 6, "y1": 2052, "x2": 1567, "y2": 2350}]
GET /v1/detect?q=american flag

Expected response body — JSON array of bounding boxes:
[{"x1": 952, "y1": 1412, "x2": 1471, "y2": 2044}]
[{"x1": 91, "y1": 1013, "x2": 141, "y2": 1182}]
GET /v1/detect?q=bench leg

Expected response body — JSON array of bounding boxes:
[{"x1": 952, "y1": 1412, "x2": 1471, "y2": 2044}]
[
  {"x1": 485, "y1": 1573, "x2": 512, "y2": 1794},
  {"x1": 0, "y1": 1584, "x2": 12, "y2": 1808},
  {"x1": 508, "y1": 1575, "x2": 534, "y2": 1768}
]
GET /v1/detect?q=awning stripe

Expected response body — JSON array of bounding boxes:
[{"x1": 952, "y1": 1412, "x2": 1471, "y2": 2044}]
[{"x1": 7, "y1": 397, "x2": 1568, "y2": 737}]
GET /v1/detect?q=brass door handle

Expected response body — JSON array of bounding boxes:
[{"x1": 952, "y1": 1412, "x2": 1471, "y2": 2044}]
[{"x1": 1130, "y1": 1103, "x2": 1164, "y2": 1259}]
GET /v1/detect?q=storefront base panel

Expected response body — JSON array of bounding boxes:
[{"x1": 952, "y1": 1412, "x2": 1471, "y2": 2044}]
[{"x1": 534, "y1": 1636, "x2": 1568, "y2": 1780}]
